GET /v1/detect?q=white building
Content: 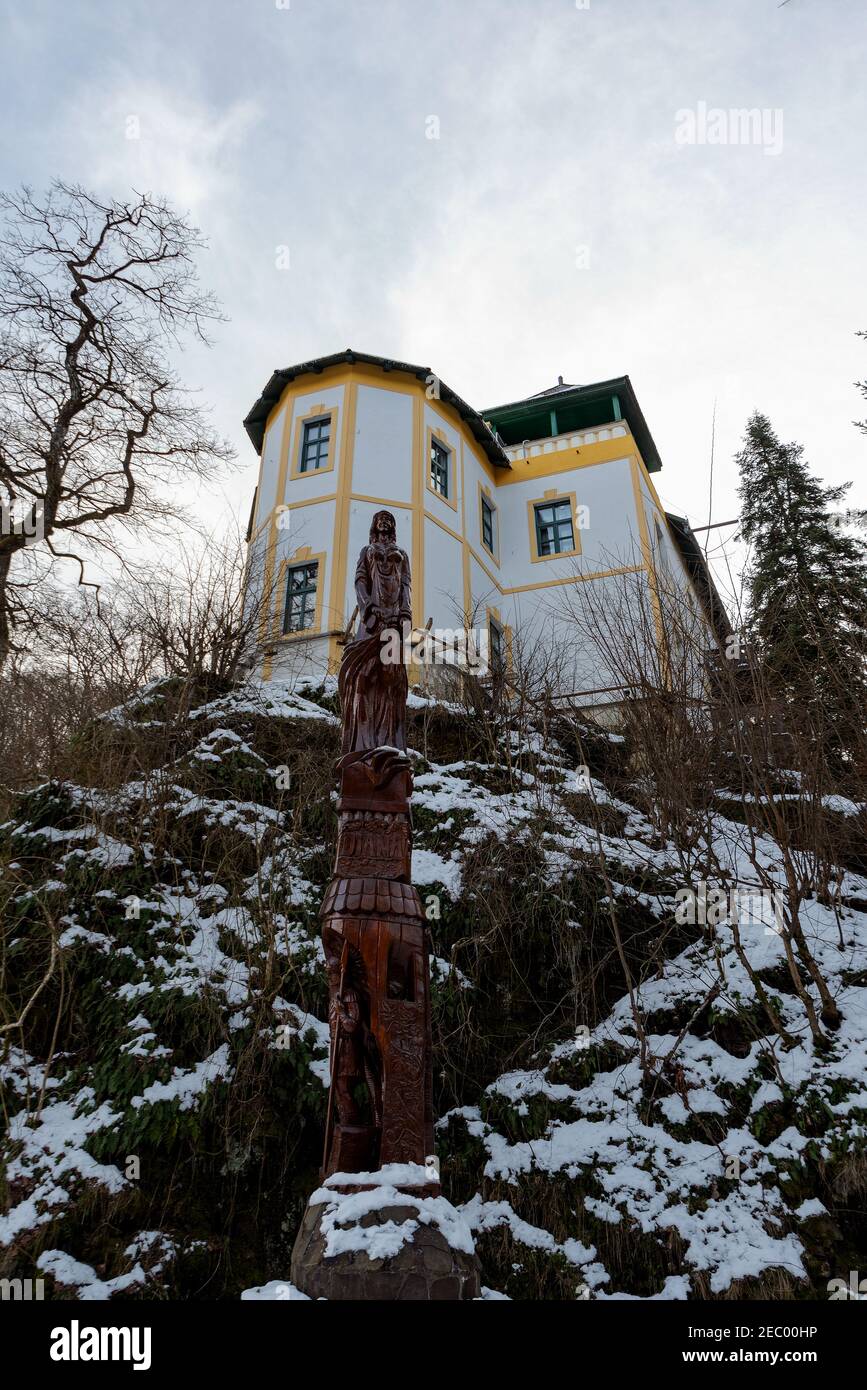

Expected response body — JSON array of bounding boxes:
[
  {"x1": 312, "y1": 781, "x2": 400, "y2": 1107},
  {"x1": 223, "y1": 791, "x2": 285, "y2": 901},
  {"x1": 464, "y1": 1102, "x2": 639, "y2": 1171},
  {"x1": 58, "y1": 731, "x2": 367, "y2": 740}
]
[{"x1": 243, "y1": 350, "x2": 728, "y2": 706}]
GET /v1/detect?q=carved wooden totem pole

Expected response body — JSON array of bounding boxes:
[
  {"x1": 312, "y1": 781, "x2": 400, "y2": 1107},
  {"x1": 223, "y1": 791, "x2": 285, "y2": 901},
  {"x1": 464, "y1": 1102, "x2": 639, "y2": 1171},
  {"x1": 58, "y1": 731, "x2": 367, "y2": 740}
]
[
  {"x1": 290, "y1": 509, "x2": 481, "y2": 1299},
  {"x1": 319, "y1": 509, "x2": 435, "y2": 1182}
]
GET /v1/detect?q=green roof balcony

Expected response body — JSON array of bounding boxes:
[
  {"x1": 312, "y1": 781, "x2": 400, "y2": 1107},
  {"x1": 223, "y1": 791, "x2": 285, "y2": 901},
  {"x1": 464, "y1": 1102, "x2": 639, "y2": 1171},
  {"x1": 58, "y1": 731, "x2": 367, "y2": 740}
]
[{"x1": 483, "y1": 375, "x2": 662, "y2": 473}]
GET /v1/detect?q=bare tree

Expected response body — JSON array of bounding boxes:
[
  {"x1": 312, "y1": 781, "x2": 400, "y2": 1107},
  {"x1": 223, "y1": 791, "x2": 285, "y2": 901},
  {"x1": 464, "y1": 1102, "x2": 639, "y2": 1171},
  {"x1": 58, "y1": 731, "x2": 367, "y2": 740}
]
[
  {"x1": 126, "y1": 528, "x2": 272, "y2": 684},
  {"x1": 0, "y1": 528, "x2": 277, "y2": 803},
  {"x1": 0, "y1": 181, "x2": 234, "y2": 668}
]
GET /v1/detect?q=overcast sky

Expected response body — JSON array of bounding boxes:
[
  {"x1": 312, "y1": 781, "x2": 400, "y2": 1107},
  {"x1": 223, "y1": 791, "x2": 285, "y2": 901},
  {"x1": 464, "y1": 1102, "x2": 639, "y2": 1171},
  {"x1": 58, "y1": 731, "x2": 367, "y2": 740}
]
[{"x1": 2, "y1": 0, "x2": 865, "y2": 608}]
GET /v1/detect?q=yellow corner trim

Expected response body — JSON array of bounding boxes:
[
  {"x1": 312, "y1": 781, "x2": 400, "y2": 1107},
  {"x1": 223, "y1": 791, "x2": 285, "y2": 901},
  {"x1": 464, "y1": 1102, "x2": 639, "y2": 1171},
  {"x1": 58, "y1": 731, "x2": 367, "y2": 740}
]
[
  {"x1": 260, "y1": 397, "x2": 296, "y2": 663},
  {"x1": 629, "y1": 455, "x2": 667, "y2": 671},
  {"x1": 503, "y1": 563, "x2": 643, "y2": 596},
  {"x1": 327, "y1": 381, "x2": 358, "y2": 672}
]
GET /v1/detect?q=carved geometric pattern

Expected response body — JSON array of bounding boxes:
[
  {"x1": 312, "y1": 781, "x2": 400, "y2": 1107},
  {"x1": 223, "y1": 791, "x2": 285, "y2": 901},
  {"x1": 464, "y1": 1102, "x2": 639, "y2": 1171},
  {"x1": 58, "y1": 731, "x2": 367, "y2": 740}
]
[{"x1": 335, "y1": 810, "x2": 412, "y2": 880}]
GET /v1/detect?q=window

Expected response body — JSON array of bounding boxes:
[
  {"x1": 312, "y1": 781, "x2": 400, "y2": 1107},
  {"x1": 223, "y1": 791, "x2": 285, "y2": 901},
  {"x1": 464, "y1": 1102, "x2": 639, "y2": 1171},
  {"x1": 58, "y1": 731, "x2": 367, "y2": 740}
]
[
  {"x1": 488, "y1": 616, "x2": 505, "y2": 674},
  {"x1": 481, "y1": 495, "x2": 496, "y2": 554},
  {"x1": 429, "y1": 437, "x2": 451, "y2": 499},
  {"x1": 534, "y1": 499, "x2": 574, "y2": 556},
  {"x1": 283, "y1": 561, "x2": 319, "y2": 633},
  {"x1": 300, "y1": 416, "x2": 330, "y2": 473},
  {"x1": 291, "y1": 406, "x2": 336, "y2": 480},
  {"x1": 654, "y1": 516, "x2": 670, "y2": 573}
]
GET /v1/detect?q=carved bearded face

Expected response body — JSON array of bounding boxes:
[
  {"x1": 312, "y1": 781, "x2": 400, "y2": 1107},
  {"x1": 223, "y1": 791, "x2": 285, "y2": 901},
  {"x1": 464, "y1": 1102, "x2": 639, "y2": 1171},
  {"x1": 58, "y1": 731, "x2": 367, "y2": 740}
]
[{"x1": 369, "y1": 510, "x2": 397, "y2": 546}]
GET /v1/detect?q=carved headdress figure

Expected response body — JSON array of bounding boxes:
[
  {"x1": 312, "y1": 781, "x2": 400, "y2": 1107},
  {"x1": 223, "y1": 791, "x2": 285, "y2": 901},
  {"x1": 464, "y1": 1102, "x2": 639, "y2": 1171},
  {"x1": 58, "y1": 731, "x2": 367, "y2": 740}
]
[{"x1": 337, "y1": 509, "x2": 412, "y2": 756}]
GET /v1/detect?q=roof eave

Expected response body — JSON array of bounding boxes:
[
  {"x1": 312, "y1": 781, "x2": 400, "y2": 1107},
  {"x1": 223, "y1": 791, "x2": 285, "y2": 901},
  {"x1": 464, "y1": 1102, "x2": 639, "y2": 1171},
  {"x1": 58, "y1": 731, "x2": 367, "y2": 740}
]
[{"x1": 243, "y1": 350, "x2": 510, "y2": 468}]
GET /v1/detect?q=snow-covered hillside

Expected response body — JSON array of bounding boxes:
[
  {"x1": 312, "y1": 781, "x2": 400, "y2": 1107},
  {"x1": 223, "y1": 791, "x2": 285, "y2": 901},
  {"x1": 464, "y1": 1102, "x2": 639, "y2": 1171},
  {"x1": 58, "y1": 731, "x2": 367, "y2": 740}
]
[{"x1": 2, "y1": 676, "x2": 866, "y2": 1300}]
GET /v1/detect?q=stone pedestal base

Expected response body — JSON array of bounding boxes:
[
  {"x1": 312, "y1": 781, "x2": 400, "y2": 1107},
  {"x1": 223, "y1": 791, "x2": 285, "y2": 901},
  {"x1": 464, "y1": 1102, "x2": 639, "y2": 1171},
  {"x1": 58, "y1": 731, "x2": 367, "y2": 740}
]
[{"x1": 290, "y1": 1169, "x2": 481, "y2": 1301}]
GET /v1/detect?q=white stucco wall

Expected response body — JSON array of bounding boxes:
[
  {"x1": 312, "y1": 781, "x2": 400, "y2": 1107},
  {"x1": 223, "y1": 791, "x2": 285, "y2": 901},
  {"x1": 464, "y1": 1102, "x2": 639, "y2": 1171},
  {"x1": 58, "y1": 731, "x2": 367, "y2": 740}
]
[
  {"x1": 353, "y1": 385, "x2": 414, "y2": 503},
  {"x1": 423, "y1": 516, "x2": 464, "y2": 628},
  {"x1": 254, "y1": 402, "x2": 287, "y2": 531}
]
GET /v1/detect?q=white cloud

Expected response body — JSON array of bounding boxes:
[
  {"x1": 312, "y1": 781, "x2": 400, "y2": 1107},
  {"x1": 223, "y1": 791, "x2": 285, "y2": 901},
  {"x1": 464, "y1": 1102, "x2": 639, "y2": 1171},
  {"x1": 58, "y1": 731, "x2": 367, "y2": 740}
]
[{"x1": 60, "y1": 74, "x2": 261, "y2": 217}]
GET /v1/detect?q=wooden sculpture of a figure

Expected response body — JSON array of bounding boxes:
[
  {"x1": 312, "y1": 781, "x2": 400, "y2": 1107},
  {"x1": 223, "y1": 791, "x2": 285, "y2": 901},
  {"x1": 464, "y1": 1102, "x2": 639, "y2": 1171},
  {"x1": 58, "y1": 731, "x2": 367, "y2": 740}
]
[
  {"x1": 338, "y1": 508, "x2": 412, "y2": 756},
  {"x1": 320, "y1": 510, "x2": 435, "y2": 1182}
]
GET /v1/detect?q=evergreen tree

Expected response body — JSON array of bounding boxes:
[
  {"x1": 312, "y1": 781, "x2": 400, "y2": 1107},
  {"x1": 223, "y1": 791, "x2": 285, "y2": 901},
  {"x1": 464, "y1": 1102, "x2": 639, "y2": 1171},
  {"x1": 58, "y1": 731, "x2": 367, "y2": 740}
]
[{"x1": 736, "y1": 411, "x2": 867, "y2": 763}]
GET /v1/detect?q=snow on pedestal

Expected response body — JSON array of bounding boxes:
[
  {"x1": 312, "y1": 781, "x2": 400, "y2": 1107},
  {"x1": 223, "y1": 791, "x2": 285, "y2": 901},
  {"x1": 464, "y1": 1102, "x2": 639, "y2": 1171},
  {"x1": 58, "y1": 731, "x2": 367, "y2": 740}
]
[{"x1": 289, "y1": 1163, "x2": 481, "y2": 1301}]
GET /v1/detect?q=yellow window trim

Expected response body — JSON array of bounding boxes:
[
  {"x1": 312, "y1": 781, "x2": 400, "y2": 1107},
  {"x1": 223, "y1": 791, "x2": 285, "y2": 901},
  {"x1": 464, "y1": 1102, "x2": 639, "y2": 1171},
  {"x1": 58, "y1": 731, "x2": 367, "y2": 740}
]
[
  {"x1": 477, "y1": 481, "x2": 500, "y2": 566},
  {"x1": 273, "y1": 547, "x2": 327, "y2": 643},
  {"x1": 485, "y1": 604, "x2": 512, "y2": 676},
  {"x1": 290, "y1": 403, "x2": 338, "y2": 481},
  {"x1": 527, "y1": 490, "x2": 583, "y2": 564},
  {"x1": 425, "y1": 424, "x2": 458, "y2": 512}
]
